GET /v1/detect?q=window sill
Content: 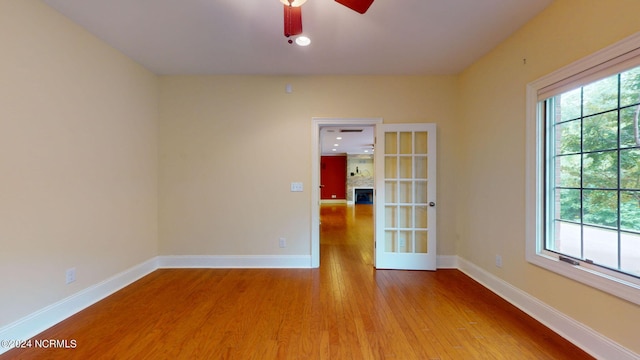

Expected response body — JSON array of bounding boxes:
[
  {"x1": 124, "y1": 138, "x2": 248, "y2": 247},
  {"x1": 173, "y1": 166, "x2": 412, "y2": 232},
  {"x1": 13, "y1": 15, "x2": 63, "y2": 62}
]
[{"x1": 526, "y1": 250, "x2": 640, "y2": 306}]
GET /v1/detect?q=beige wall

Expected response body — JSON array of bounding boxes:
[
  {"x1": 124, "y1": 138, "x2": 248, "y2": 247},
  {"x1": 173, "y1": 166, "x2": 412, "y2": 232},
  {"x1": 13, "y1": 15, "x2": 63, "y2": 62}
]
[
  {"x1": 158, "y1": 75, "x2": 459, "y2": 256},
  {"x1": 457, "y1": 0, "x2": 640, "y2": 353},
  {"x1": 0, "y1": 0, "x2": 158, "y2": 326}
]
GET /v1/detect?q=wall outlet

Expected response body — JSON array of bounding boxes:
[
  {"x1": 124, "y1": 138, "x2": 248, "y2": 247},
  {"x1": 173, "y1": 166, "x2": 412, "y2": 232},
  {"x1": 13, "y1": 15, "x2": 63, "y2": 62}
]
[
  {"x1": 495, "y1": 255, "x2": 503, "y2": 268},
  {"x1": 279, "y1": 238, "x2": 286, "y2": 248},
  {"x1": 66, "y1": 268, "x2": 76, "y2": 284},
  {"x1": 290, "y1": 182, "x2": 303, "y2": 192}
]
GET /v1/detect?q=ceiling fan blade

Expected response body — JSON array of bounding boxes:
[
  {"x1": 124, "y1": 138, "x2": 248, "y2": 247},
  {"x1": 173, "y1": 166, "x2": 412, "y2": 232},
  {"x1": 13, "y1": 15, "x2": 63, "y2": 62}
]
[
  {"x1": 284, "y1": 5, "x2": 303, "y2": 37},
  {"x1": 335, "y1": 0, "x2": 374, "y2": 14}
]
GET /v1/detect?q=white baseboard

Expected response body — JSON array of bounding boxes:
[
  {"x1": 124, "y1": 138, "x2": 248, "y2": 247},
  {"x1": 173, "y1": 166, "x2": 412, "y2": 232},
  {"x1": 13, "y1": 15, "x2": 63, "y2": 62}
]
[
  {"x1": 0, "y1": 257, "x2": 158, "y2": 355},
  {"x1": 456, "y1": 256, "x2": 638, "y2": 360},
  {"x1": 158, "y1": 255, "x2": 312, "y2": 268}
]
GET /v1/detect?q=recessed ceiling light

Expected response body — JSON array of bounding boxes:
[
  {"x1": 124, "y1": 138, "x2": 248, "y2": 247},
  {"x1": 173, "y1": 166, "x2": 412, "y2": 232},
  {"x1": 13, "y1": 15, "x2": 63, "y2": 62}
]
[
  {"x1": 332, "y1": 149, "x2": 337, "y2": 152},
  {"x1": 295, "y1": 36, "x2": 311, "y2": 46},
  {"x1": 333, "y1": 144, "x2": 339, "y2": 146},
  {"x1": 336, "y1": 137, "x2": 342, "y2": 140},
  {"x1": 364, "y1": 150, "x2": 369, "y2": 153}
]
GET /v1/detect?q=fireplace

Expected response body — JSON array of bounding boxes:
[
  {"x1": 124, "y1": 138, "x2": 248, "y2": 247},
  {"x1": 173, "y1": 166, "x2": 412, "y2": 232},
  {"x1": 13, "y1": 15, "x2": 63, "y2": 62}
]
[{"x1": 354, "y1": 188, "x2": 373, "y2": 204}]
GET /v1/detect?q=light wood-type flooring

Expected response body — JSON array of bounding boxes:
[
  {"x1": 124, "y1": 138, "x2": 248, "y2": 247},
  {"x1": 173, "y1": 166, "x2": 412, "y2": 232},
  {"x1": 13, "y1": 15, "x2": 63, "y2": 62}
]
[{"x1": 1, "y1": 204, "x2": 593, "y2": 359}]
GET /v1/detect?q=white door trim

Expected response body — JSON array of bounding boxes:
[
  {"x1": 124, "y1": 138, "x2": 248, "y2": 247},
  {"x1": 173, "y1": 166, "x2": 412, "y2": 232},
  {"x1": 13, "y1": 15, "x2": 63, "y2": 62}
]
[{"x1": 311, "y1": 117, "x2": 383, "y2": 268}]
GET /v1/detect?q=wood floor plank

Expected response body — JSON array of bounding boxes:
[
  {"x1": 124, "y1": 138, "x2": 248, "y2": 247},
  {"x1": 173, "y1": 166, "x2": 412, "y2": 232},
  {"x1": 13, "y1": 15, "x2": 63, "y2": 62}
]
[{"x1": 1, "y1": 204, "x2": 594, "y2": 359}]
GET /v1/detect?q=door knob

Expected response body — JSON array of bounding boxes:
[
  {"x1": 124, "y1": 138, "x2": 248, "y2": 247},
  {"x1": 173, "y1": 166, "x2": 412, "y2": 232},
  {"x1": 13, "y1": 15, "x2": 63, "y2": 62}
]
[{"x1": 429, "y1": 202, "x2": 436, "y2": 207}]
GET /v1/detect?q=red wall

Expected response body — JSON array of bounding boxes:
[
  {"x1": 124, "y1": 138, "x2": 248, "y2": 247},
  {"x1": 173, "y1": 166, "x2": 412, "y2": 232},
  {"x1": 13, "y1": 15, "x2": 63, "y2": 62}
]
[{"x1": 320, "y1": 156, "x2": 346, "y2": 200}]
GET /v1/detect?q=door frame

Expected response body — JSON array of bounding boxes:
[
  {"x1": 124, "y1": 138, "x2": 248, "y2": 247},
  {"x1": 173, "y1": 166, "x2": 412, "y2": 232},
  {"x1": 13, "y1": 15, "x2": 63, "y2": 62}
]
[{"x1": 311, "y1": 117, "x2": 382, "y2": 268}]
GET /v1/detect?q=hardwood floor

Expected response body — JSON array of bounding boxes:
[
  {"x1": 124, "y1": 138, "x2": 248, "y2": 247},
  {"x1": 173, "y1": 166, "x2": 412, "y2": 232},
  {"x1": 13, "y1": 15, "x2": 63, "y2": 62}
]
[{"x1": 1, "y1": 204, "x2": 593, "y2": 359}]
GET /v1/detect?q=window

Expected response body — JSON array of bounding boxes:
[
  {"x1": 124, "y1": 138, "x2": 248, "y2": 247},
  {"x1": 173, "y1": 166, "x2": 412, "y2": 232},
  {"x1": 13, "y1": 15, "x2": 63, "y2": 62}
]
[
  {"x1": 527, "y1": 33, "x2": 640, "y2": 305},
  {"x1": 544, "y1": 67, "x2": 640, "y2": 277}
]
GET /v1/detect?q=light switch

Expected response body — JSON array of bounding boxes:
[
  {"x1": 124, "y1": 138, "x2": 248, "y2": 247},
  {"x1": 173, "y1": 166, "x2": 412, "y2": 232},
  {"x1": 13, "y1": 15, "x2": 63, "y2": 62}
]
[{"x1": 290, "y1": 182, "x2": 303, "y2": 192}]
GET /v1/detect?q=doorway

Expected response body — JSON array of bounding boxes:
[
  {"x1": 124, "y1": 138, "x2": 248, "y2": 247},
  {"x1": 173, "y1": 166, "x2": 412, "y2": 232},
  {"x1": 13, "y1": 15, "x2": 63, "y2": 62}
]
[{"x1": 311, "y1": 118, "x2": 382, "y2": 267}]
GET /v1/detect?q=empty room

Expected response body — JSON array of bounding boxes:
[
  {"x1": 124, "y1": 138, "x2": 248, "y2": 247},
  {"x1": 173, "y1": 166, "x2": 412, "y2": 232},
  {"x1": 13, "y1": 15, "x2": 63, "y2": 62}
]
[{"x1": 1, "y1": 0, "x2": 639, "y2": 359}]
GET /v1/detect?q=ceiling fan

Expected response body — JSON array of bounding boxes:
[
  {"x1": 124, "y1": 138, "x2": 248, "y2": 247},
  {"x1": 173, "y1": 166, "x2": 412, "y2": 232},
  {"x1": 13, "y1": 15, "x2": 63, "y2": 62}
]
[{"x1": 281, "y1": 0, "x2": 375, "y2": 43}]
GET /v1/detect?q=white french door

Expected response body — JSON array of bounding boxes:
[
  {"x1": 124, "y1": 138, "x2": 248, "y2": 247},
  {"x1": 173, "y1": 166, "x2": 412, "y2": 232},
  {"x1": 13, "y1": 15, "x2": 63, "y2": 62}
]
[{"x1": 375, "y1": 123, "x2": 437, "y2": 270}]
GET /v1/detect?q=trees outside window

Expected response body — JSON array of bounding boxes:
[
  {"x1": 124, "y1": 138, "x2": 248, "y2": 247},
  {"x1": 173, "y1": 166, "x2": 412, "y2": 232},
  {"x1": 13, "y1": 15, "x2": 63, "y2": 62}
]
[{"x1": 545, "y1": 66, "x2": 640, "y2": 278}]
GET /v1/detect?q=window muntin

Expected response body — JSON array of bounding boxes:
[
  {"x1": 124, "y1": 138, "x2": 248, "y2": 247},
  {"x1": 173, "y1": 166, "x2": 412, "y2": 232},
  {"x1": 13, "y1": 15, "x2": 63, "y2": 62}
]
[{"x1": 543, "y1": 66, "x2": 640, "y2": 279}]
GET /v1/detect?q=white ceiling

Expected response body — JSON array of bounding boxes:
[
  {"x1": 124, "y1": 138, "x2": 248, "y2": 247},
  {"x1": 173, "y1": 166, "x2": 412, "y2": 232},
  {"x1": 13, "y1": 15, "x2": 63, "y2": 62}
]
[
  {"x1": 40, "y1": 0, "x2": 552, "y2": 154},
  {"x1": 321, "y1": 126, "x2": 375, "y2": 156},
  {"x1": 41, "y1": 0, "x2": 553, "y2": 76}
]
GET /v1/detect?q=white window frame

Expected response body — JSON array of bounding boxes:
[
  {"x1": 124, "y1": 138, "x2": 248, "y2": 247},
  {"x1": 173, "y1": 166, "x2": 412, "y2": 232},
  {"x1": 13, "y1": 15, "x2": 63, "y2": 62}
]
[{"x1": 526, "y1": 32, "x2": 640, "y2": 306}]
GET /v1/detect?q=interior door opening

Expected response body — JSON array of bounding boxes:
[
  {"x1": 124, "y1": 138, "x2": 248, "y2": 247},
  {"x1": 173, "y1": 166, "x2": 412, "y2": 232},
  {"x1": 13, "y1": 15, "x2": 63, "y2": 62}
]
[
  {"x1": 311, "y1": 118, "x2": 382, "y2": 268},
  {"x1": 319, "y1": 126, "x2": 375, "y2": 266}
]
